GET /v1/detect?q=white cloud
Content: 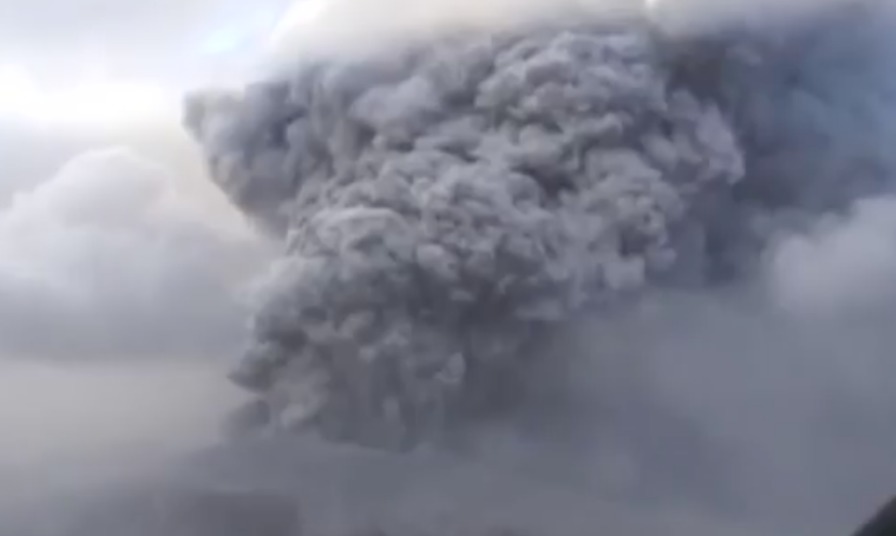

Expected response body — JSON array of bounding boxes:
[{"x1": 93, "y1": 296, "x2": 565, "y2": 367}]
[
  {"x1": 768, "y1": 197, "x2": 896, "y2": 316},
  {"x1": 267, "y1": 0, "x2": 644, "y2": 58},
  {"x1": 0, "y1": 67, "x2": 176, "y2": 127},
  {"x1": 0, "y1": 147, "x2": 267, "y2": 360}
]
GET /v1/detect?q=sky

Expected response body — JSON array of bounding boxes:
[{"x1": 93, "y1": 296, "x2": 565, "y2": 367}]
[
  {"x1": 0, "y1": 0, "x2": 300, "y2": 199},
  {"x1": 0, "y1": 0, "x2": 291, "y2": 84}
]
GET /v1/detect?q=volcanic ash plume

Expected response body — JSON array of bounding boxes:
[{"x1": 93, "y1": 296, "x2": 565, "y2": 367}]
[{"x1": 185, "y1": 18, "x2": 745, "y2": 449}]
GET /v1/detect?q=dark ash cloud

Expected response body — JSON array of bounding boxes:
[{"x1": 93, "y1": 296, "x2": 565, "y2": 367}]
[{"x1": 177, "y1": 0, "x2": 896, "y2": 533}]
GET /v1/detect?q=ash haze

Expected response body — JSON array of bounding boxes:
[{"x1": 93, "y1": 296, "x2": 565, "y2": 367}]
[{"x1": 4, "y1": 1, "x2": 896, "y2": 536}]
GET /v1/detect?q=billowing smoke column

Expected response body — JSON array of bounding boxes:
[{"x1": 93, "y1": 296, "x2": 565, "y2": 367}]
[{"x1": 185, "y1": 0, "x2": 896, "y2": 451}]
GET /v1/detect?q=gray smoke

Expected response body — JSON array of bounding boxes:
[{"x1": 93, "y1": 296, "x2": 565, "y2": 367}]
[
  {"x1": 187, "y1": 17, "x2": 746, "y2": 448},
  {"x1": 184, "y1": 0, "x2": 896, "y2": 532}
]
